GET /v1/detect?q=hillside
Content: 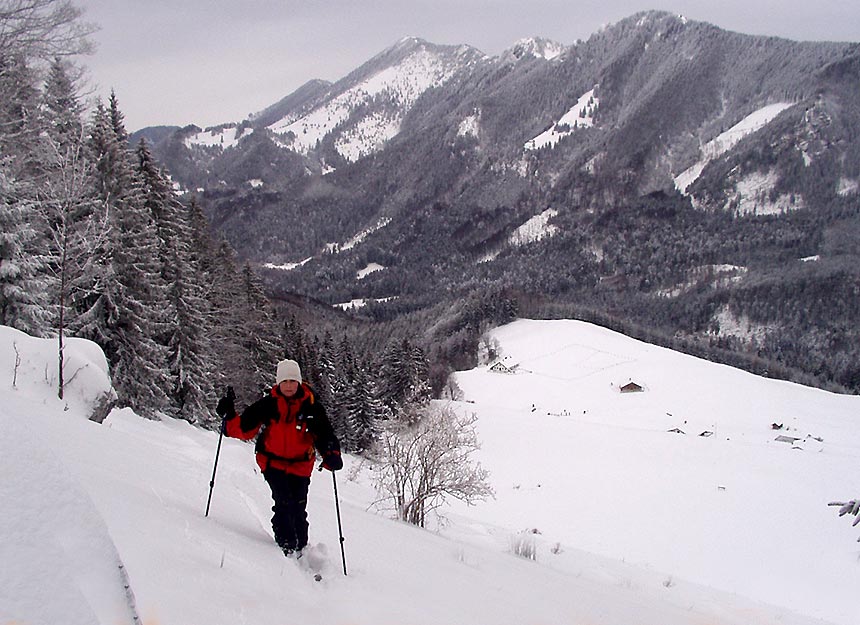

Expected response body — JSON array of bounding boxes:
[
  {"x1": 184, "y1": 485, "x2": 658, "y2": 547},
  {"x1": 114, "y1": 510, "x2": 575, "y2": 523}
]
[
  {"x1": 144, "y1": 11, "x2": 860, "y2": 393},
  {"x1": 2, "y1": 322, "x2": 858, "y2": 625}
]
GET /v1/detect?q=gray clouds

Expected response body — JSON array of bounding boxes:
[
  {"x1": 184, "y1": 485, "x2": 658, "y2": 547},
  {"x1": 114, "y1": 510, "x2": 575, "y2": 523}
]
[{"x1": 76, "y1": 1, "x2": 860, "y2": 130}]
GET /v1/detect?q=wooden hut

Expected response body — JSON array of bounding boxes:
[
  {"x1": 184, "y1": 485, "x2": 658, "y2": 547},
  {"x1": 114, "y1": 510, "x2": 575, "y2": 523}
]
[{"x1": 619, "y1": 381, "x2": 644, "y2": 393}]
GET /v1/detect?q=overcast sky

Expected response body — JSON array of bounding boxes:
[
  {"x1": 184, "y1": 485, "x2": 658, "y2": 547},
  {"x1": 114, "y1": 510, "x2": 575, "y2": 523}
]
[{"x1": 76, "y1": 1, "x2": 860, "y2": 131}]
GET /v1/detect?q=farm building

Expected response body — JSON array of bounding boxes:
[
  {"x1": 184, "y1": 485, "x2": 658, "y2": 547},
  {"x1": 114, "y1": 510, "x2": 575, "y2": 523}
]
[
  {"x1": 489, "y1": 361, "x2": 517, "y2": 374},
  {"x1": 619, "y1": 381, "x2": 644, "y2": 393}
]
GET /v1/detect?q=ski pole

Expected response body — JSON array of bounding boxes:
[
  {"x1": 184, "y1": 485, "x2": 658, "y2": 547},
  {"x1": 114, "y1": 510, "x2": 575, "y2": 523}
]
[
  {"x1": 332, "y1": 471, "x2": 347, "y2": 576},
  {"x1": 205, "y1": 386, "x2": 234, "y2": 517}
]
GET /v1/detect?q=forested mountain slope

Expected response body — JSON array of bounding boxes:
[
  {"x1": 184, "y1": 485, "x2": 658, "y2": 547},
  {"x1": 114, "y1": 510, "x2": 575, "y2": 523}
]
[{"x1": 143, "y1": 11, "x2": 860, "y2": 392}]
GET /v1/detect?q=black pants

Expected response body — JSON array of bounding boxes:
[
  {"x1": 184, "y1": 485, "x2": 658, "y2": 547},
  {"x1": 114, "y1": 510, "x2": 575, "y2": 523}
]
[{"x1": 263, "y1": 470, "x2": 311, "y2": 550}]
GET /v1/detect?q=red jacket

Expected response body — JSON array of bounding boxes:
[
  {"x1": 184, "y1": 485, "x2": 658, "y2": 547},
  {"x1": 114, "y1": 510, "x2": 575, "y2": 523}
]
[{"x1": 225, "y1": 383, "x2": 339, "y2": 477}]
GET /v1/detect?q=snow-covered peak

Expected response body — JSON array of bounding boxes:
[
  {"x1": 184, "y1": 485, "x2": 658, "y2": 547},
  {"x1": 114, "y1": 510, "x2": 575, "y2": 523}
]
[
  {"x1": 632, "y1": 10, "x2": 693, "y2": 30},
  {"x1": 503, "y1": 37, "x2": 567, "y2": 61},
  {"x1": 390, "y1": 36, "x2": 428, "y2": 51},
  {"x1": 267, "y1": 41, "x2": 478, "y2": 163}
]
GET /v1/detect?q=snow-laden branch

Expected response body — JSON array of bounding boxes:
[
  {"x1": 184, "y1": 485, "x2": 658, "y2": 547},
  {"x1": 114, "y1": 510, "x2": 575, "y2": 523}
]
[{"x1": 829, "y1": 499, "x2": 860, "y2": 542}]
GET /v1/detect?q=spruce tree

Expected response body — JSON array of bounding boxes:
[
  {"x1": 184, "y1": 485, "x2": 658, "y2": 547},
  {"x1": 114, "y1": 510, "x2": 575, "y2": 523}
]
[
  {"x1": 379, "y1": 337, "x2": 431, "y2": 418},
  {"x1": 84, "y1": 95, "x2": 172, "y2": 417},
  {"x1": 327, "y1": 334, "x2": 356, "y2": 449},
  {"x1": 133, "y1": 139, "x2": 218, "y2": 421},
  {"x1": 70, "y1": 101, "x2": 119, "y2": 348},
  {"x1": 206, "y1": 241, "x2": 272, "y2": 403},
  {"x1": 239, "y1": 262, "x2": 280, "y2": 393},
  {"x1": 282, "y1": 314, "x2": 310, "y2": 366},
  {"x1": 348, "y1": 361, "x2": 385, "y2": 452},
  {"x1": 165, "y1": 241, "x2": 216, "y2": 424},
  {"x1": 314, "y1": 331, "x2": 338, "y2": 417},
  {"x1": 0, "y1": 169, "x2": 48, "y2": 333},
  {"x1": 0, "y1": 53, "x2": 51, "y2": 335}
]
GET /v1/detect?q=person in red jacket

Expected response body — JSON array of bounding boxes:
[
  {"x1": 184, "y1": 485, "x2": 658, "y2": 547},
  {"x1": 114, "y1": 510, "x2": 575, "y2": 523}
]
[{"x1": 216, "y1": 359, "x2": 342, "y2": 557}]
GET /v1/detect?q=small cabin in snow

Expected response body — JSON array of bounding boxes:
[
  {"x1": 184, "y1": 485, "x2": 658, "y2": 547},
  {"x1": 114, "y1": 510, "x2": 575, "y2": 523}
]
[
  {"x1": 489, "y1": 361, "x2": 517, "y2": 374},
  {"x1": 619, "y1": 381, "x2": 644, "y2": 393}
]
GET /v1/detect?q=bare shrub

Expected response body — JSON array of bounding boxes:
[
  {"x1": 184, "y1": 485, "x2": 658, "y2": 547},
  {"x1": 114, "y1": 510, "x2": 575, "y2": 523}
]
[{"x1": 374, "y1": 403, "x2": 493, "y2": 528}]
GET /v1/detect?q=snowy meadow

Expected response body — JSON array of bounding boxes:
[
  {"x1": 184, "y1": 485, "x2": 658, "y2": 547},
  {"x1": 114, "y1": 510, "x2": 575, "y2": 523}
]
[{"x1": 1, "y1": 320, "x2": 858, "y2": 625}]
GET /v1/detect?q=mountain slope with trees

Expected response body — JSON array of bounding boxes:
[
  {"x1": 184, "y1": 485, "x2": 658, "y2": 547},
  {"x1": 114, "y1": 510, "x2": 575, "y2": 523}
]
[{"x1": 144, "y1": 12, "x2": 860, "y2": 393}]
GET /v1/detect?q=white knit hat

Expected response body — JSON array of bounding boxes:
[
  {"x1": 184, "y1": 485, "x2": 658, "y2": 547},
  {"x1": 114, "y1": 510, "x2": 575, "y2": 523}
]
[{"x1": 276, "y1": 359, "x2": 302, "y2": 383}]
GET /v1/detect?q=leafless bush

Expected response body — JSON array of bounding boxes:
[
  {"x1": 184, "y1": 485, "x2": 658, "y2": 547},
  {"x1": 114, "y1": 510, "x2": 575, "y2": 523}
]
[{"x1": 374, "y1": 403, "x2": 493, "y2": 528}]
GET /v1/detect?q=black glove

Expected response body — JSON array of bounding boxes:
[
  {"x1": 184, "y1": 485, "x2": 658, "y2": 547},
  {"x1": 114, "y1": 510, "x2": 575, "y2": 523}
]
[
  {"x1": 321, "y1": 450, "x2": 343, "y2": 471},
  {"x1": 216, "y1": 395, "x2": 234, "y2": 419}
]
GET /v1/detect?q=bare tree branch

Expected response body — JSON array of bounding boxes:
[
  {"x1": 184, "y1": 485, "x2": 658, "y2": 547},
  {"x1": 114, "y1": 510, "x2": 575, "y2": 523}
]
[{"x1": 0, "y1": 0, "x2": 96, "y2": 63}]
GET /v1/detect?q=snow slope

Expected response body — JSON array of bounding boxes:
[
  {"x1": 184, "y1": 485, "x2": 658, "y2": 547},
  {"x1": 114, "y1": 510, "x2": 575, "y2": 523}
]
[
  {"x1": 674, "y1": 102, "x2": 794, "y2": 192},
  {"x1": 452, "y1": 319, "x2": 860, "y2": 625},
  {"x1": 184, "y1": 125, "x2": 250, "y2": 150},
  {"x1": 525, "y1": 86, "x2": 599, "y2": 150},
  {"x1": 2, "y1": 321, "x2": 858, "y2": 625}
]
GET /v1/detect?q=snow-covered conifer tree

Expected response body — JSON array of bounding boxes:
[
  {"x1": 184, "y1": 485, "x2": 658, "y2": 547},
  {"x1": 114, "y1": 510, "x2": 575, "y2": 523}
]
[
  {"x1": 0, "y1": 54, "x2": 51, "y2": 335},
  {"x1": 84, "y1": 95, "x2": 172, "y2": 417},
  {"x1": 347, "y1": 362, "x2": 386, "y2": 452},
  {"x1": 133, "y1": 139, "x2": 218, "y2": 421},
  {"x1": 313, "y1": 331, "x2": 341, "y2": 427},
  {"x1": 282, "y1": 313, "x2": 312, "y2": 372},
  {"x1": 165, "y1": 241, "x2": 215, "y2": 424},
  {"x1": 378, "y1": 337, "x2": 431, "y2": 420},
  {"x1": 205, "y1": 241, "x2": 274, "y2": 404},
  {"x1": 238, "y1": 262, "x2": 280, "y2": 391}
]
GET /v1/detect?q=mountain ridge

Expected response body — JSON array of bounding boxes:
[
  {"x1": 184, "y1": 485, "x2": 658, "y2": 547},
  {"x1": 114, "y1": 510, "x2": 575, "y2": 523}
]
[{"x1": 141, "y1": 10, "x2": 860, "y2": 393}]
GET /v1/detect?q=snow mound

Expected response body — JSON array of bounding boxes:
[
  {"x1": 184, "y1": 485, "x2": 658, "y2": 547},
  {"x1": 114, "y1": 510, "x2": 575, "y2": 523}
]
[
  {"x1": 0, "y1": 325, "x2": 114, "y2": 417},
  {"x1": 0, "y1": 327, "x2": 134, "y2": 625}
]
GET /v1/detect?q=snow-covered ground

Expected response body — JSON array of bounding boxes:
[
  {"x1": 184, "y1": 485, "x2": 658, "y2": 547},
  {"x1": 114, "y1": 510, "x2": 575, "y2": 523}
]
[
  {"x1": 262, "y1": 257, "x2": 312, "y2": 271},
  {"x1": 452, "y1": 320, "x2": 860, "y2": 625},
  {"x1": 728, "y1": 168, "x2": 804, "y2": 215},
  {"x1": 2, "y1": 320, "x2": 858, "y2": 625}
]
